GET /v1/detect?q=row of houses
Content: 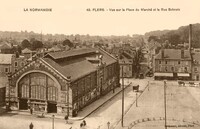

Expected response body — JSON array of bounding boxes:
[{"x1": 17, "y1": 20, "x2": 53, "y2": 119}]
[
  {"x1": 154, "y1": 48, "x2": 200, "y2": 81},
  {"x1": 106, "y1": 45, "x2": 138, "y2": 78},
  {"x1": 3, "y1": 47, "x2": 120, "y2": 117},
  {"x1": 0, "y1": 53, "x2": 30, "y2": 106}
]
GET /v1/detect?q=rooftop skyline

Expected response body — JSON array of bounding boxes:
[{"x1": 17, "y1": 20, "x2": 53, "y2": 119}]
[{"x1": 0, "y1": 0, "x2": 199, "y2": 36}]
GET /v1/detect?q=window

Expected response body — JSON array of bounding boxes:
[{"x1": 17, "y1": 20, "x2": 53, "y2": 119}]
[
  {"x1": 159, "y1": 60, "x2": 161, "y2": 64},
  {"x1": 21, "y1": 62, "x2": 24, "y2": 67},
  {"x1": 178, "y1": 61, "x2": 180, "y2": 65},
  {"x1": 185, "y1": 67, "x2": 188, "y2": 72},
  {"x1": 171, "y1": 67, "x2": 174, "y2": 72},
  {"x1": 165, "y1": 67, "x2": 168, "y2": 72},
  {"x1": 21, "y1": 84, "x2": 29, "y2": 98},
  {"x1": 165, "y1": 61, "x2": 167, "y2": 64},
  {"x1": 14, "y1": 61, "x2": 18, "y2": 67},
  {"x1": 194, "y1": 67, "x2": 198, "y2": 72},
  {"x1": 5, "y1": 67, "x2": 8, "y2": 73}
]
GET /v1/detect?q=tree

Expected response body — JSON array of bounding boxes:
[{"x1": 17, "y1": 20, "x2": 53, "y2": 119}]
[
  {"x1": 148, "y1": 36, "x2": 159, "y2": 42},
  {"x1": 168, "y1": 34, "x2": 181, "y2": 45},
  {"x1": 62, "y1": 39, "x2": 74, "y2": 48},
  {"x1": 32, "y1": 40, "x2": 43, "y2": 50},
  {"x1": 21, "y1": 39, "x2": 31, "y2": 49}
]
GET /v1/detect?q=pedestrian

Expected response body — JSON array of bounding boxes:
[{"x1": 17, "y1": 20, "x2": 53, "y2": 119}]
[
  {"x1": 29, "y1": 122, "x2": 34, "y2": 129},
  {"x1": 80, "y1": 122, "x2": 83, "y2": 128},
  {"x1": 83, "y1": 120, "x2": 86, "y2": 126},
  {"x1": 65, "y1": 115, "x2": 69, "y2": 124}
]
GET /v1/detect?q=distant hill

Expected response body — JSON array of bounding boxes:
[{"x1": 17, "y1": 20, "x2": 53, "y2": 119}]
[
  {"x1": 145, "y1": 30, "x2": 171, "y2": 37},
  {"x1": 144, "y1": 23, "x2": 200, "y2": 48}
]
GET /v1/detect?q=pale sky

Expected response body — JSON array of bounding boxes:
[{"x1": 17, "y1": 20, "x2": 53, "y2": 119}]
[{"x1": 0, "y1": 0, "x2": 199, "y2": 36}]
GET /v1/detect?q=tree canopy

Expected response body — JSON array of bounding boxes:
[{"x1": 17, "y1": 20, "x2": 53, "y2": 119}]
[
  {"x1": 62, "y1": 39, "x2": 74, "y2": 48},
  {"x1": 147, "y1": 23, "x2": 200, "y2": 48},
  {"x1": 21, "y1": 39, "x2": 31, "y2": 49},
  {"x1": 32, "y1": 40, "x2": 43, "y2": 50}
]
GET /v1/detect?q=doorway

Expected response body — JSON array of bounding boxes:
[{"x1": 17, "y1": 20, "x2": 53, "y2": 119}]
[
  {"x1": 19, "y1": 99, "x2": 28, "y2": 110},
  {"x1": 47, "y1": 102, "x2": 57, "y2": 113}
]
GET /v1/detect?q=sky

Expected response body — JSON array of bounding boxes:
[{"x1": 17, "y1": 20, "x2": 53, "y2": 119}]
[{"x1": 0, "y1": 0, "x2": 200, "y2": 36}]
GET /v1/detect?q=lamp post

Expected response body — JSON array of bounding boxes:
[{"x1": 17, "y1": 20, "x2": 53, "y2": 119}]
[
  {"x1": 52, "y1": 115, "x2": 55, "y2": 129},
  {"x1": 136, "y1": 92, "x2": 138, "y2": 107},
  {"x1": 164, "y1": 81, "x2": 167, "y2": 129},
  {"x1": 121, "y1": 62, "x2": 124, "y2": 127}
]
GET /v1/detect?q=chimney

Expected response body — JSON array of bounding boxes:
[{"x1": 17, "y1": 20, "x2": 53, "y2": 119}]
[
  {"x1": 189, "y1": 24, "x2": 192, "y2": 50},
  {"x1": 181, "y1": 49, "x2": 184, "y2": 58},
  {"x1": 161, "y1": 49, "x2": 164, "y2": 58}
]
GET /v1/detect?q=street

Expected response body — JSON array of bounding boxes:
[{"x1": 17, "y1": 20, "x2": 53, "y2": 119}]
[{"x1": 115, "y1": 81, "x2": 200, "y2": 129}]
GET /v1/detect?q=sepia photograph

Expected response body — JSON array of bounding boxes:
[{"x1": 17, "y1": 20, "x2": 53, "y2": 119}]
[{"x1": 0, "y1": 0, "x2": 200, "y2": 129}]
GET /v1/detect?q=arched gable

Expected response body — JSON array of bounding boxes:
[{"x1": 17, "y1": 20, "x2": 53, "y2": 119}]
[
  {"x1": 16, "y1": 70, "x2": 62, "y2": 101},
  {"x1": 11, "y1": 59, "x2": 69, "y2": 93}
]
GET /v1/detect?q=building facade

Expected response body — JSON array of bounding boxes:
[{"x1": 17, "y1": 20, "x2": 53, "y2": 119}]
[
  {"x1": 0, "y1": 54, "x2": 14, "y2": 107},
  {"x1": 154, "y1": 49, "x2": 192, "y2": 80},
  {"x1": 119, "y1": 59, "x2": 133, "y2": 78},
  {"x1": 6, "y1": 48, "x2": 120, "y2": 117},
  {"x1": 0, "y1": 42, "x2": 13, "y2": 54},
  {"x1": 192, "y1": 52, "x2": 200, "y2": 81}
]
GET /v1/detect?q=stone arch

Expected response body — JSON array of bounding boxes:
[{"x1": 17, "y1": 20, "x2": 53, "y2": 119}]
[{"x1": 16, "y1": 70, "x2": 62, "y2": 102}]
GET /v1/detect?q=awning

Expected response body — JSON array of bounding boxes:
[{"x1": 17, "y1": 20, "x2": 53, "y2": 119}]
[
  {"x1": 154, "y1": 73, "x2": 173, "y2": 77},
  {"x1": 177, "y1": 73, "x2": 190, "y2": 77}
]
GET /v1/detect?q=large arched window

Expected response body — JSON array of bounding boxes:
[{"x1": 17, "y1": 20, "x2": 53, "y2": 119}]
[
  {"x1": 18, "y1": 75, "x2": 29, "y2": 98},
  {"x1": 47, "y1": 77, "x2": 58, "y2": 101},
  {"x1": 18, "y1": 72, "x2": 58, "y2": 101},
  {"x1": 30, "y1": 73, "x2": 46, "y2": 100}
]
